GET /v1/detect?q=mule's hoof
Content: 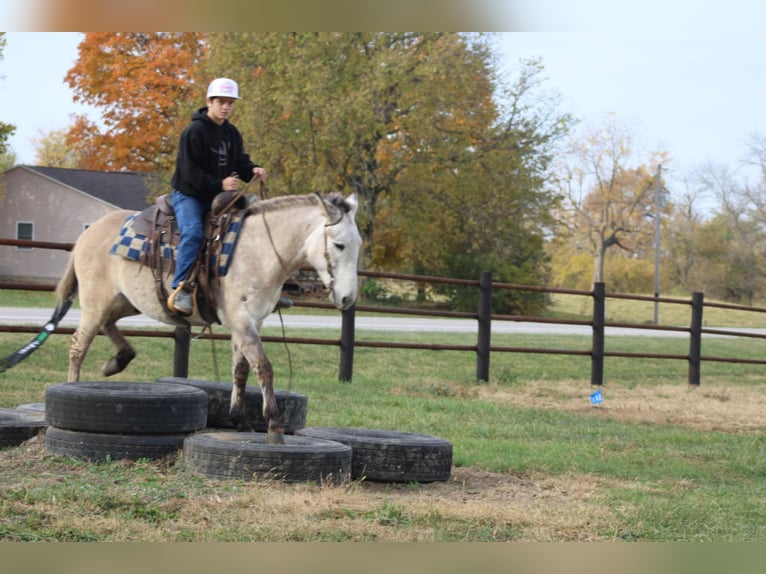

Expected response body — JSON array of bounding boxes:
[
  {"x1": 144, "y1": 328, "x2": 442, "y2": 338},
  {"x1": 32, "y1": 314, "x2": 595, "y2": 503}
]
[
  {"x1": 102, "y1": 358, "x2": 120, "y2": 377},
  {"x1": 234, "y1": 419, "x2": 256, "y2": 433},
  {"x1": 267, "y1": 430, "x2": 285, "y2": 445}
]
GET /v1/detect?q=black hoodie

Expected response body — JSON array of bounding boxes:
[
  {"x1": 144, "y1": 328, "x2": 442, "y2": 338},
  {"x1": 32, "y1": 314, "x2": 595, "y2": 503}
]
[{"x1": 171, "y1": 107, "x2": 258, "y2": 202}]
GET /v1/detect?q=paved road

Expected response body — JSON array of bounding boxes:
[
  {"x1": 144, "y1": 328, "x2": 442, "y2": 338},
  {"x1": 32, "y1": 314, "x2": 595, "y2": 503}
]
[{"x1": 3, "y1": 306, "x2": 754, "y2": 337}]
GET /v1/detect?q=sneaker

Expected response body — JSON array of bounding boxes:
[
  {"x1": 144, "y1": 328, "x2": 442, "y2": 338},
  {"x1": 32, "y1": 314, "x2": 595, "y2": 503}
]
[{"x1": 171, "y1": 290, "x2": 193, "y2": 315}]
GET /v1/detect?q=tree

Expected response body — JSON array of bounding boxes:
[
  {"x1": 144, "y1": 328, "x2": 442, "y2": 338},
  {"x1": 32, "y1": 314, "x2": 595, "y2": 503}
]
[
  {"x1": 552, "y1": 114, "x2": 668, "y2": 286},
  {"x1": 0, "y1": 33, "x2": 16, "y2": 158},
  {"x1": 204, "y1": 34, "x2": 570, "y2": 312},
  {"x1": 662, "y1": 178, "x2": 707, "y2": 293},
  {"x1": 207, "y1": 33, "x2": 494, "y2": 262},
  {"x1": 691, "y1": 161, "x2": 766, "y2": 304},
  {"x1": 64, "y1": 33, "x2": 207, "y2": 173},
  {"x1": 32, "y1": 129, "x2": 81, "y2": 168}
]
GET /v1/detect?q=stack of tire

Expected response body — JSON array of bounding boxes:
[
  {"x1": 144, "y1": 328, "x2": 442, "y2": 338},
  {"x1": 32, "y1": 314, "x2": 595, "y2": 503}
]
[
  {"x1": 39, "y1": 378, "x2": 453, "y2": 485},
  {"x1": 44, "y1": 381, "x2": 208, "y2": 462},
  {"x1": 158, "y1": 378, "x2": 452, "y2": 484}
]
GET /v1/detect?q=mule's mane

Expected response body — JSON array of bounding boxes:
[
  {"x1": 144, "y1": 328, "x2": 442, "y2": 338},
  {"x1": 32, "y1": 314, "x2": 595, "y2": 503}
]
[{"x1": 246, "y1": 192, "x2": 350, "y2": 216}]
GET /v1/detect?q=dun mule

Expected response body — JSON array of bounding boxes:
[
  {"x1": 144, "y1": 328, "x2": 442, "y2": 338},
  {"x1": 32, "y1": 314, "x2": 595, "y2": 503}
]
[{"x1": 54, "y1": 192, "x2": 361, "y2": 443}]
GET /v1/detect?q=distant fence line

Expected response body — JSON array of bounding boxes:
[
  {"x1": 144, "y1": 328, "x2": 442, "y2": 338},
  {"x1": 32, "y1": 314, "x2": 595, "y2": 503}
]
[{"x1": 3, "y1": 237, "x2": 766, "y2": 384}]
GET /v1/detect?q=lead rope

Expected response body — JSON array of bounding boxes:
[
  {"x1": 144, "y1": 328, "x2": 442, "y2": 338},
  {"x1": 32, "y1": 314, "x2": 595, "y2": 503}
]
[{"x1": 275, "y1": 305, "x2": 294, "y2": 391}]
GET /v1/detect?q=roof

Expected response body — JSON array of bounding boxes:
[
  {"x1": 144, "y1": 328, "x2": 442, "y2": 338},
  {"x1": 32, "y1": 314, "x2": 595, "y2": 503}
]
[{"x1": 16, "y1": 165, "x2": 157, "y2": 211}]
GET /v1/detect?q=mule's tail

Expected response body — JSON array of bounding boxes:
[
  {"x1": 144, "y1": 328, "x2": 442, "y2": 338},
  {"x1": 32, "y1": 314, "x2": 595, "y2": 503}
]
[{"x1": 0, "y1": 257, "x2": 78, "y2": 373}]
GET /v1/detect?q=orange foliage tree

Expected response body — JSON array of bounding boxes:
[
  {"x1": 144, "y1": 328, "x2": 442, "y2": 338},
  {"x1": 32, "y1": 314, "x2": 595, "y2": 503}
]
[{"x1": 65, "y1": 33, "x2": 207, "y2": 172}]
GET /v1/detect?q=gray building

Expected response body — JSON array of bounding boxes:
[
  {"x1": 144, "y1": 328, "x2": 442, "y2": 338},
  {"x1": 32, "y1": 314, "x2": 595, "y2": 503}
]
[{"x1": 0, "y1": 165, "x2": 155, "y2": 282}]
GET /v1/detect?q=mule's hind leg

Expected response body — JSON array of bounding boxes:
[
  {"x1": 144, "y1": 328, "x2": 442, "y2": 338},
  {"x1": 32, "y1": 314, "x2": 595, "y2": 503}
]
[
  {"x1": 230, "y1": 352, "x2": 255, "y2": 432},
  {"x1": 101, "y1": 322, "x2": 136, "y2": 377},
  {"x1": 230, "y1": 327, "x2": 284, "y2": 443}
]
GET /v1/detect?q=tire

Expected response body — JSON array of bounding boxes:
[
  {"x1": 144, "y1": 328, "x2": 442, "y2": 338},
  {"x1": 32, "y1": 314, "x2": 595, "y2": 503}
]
[
  {"x1": 0, "y1": 408, "x2": 46, "y2": 449},
  {"x1": 158, "y1": 377, "x2": 308, "y2": 433},
  {"x1": 182, "y1": 431, "x2": 352, "y2": 484},
  {"x1": 296, "y1": 427, "x2": 453, "y2": 482},
  {"x1": 45, "y1": 381, "x2": 208, "y2": 434},
  {"x1": 16, "y1": 403, "x2": 46, "y2": 416},
  {"x1": 45, "y1": 426, "x2": 187, "y2": 462}
]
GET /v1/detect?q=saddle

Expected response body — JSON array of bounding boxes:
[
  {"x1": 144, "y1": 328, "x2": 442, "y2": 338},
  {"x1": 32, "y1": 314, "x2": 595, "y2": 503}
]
[{"x1": 135, "y1": 191, "x2": 249, "y2": 324}]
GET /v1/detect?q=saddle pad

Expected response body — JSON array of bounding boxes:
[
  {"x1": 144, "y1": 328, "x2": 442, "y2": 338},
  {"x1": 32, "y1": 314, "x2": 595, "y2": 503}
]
[
  {"x1": 109, "y1": 211, "x2": 246, "y2": 277},
  {"x1": 209, "y1": 211, "x2": 246, "y2": 275},
  {"x1": 109, "y1": 213, "x2": 173, "y2": 261}
]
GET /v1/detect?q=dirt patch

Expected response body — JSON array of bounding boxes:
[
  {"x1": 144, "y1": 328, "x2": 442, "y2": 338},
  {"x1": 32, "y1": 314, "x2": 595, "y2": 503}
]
[
  {"x1": 0, "y1": 436, "x2": 629, "y2": 541},
  {"x1": 474, "y1": 380, "x2": 766, "y2": 434}
]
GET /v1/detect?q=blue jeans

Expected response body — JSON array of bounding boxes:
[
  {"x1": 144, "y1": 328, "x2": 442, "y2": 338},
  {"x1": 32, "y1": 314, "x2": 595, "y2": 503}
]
[{"x1": 171, "y1": 191, "x2": 211, "y2": 289}]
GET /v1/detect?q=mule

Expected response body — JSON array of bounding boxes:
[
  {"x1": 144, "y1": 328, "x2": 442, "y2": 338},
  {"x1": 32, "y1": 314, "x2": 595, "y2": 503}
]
[{"x1": 54, "y1": 192, "x2": 361, "y2": 443}]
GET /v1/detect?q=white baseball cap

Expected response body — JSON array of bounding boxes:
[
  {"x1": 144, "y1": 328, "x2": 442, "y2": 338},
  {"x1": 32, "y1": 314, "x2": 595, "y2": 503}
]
[{"x1": 207, "y1": 78, "x2": 240, "y2": 99}]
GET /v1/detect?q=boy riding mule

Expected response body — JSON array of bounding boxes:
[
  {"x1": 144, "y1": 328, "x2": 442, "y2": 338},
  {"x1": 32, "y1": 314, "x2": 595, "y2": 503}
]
[{"x1": 28, "y1": 192, "x2": 360, "y2": 444}]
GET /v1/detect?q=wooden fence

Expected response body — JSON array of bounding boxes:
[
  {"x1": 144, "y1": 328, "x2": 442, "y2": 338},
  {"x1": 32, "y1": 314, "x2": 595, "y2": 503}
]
[{"x1": 3, "y1": 237, "x2": 766, "y2": 384}]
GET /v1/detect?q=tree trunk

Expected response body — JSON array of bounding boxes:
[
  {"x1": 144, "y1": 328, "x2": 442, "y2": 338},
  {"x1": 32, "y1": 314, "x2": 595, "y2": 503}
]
[{"x1": 593, "y1": 243, "x2": 606, "y2": 284}]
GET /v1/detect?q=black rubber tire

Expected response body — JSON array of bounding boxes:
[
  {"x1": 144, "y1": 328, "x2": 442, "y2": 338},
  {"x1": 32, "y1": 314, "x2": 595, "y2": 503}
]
[
  {"x1": 16, "y1": 403, "x2": 46, "y2": 416},
  {"x1": 158, "y1": 377, "x2": 308, "y2": 433},
  {"x1": 45, "y1": 426, "x2": 187, "y2": 462},
  {"x1": 296, "y1": 427, "x2": 453, "y2": 482},
  {"x1": 45, "y1": 381, "x2": 208, "y2": 434},
  {"x1": 0, "y1": 408, "x2": 46, "y2": 449},
  {"x1": 182, "y1": 431, "x2": 352, "y2": 484}
]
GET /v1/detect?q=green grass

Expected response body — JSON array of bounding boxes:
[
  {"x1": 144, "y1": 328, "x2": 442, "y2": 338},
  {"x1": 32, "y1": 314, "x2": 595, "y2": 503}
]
[
  {"x1": 0, "y1": 289, "x2": 58, "y2": 308},
  {"x1": 3, "y1": 296, "x2": 766, "y2": 540}
]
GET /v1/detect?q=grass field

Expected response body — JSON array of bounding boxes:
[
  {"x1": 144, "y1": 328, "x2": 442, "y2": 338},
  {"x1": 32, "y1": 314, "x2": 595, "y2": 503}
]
[
  {"x1": 2, "y1": 285, "x2": 766, "y2": 541},
  {"x1": 1, "y1": 307, "x2": 766, "y2": 541}
]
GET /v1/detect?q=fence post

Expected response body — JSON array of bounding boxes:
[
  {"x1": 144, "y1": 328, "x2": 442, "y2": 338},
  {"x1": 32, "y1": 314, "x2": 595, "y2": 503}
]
[
  {"x1": 591, "y1": 282, "x2": 605, "y2": 386},
  {"x1": 338, "y1": 303, "x2": 356, "y2": 382},
  {"x1": 688, "y1": 291, "x2": 703, "y2": 386},
  {"x1": 476, "y1": 271, "x2": 492, "y2": 382},
  {"x1": 173, "y1": 325, "x2": 191, "y2": 378}
]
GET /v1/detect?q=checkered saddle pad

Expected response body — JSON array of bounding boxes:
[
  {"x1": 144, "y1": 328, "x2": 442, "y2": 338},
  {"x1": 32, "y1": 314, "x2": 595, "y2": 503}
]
[{"x1": 109, "y1": 210, "x2": 246, "y2": 277}]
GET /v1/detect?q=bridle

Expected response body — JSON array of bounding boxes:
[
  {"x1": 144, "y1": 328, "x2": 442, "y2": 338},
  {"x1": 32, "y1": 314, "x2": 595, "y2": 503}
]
[
  {"x1": 317, "y1": 193, "x2": 345, "y2": 295},
  {"x1": 265, "y1": 193, "x2": 343, "y2": 298}
]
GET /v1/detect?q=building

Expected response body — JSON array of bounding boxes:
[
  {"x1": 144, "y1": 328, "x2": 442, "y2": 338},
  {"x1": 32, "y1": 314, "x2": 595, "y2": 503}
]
[{"x1": 0, "y1": 165, "x2": 156, "y2": 283}]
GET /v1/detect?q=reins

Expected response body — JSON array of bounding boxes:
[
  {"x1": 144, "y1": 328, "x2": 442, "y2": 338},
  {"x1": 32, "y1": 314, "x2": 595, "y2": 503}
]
[{"x1": 202, "y1": 189, "x2": 340, "y2": 390}]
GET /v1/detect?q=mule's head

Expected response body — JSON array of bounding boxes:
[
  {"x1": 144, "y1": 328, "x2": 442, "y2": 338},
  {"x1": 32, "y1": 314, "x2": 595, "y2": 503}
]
[{"x1": 310, "y1": 193, "x2": 362, "y2": 310}]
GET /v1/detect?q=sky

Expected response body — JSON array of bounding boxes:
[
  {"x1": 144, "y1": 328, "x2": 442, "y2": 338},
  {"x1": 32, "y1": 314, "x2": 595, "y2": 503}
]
[{"x1": 2, "y1": 24, "x2": 766, "y2": 206}]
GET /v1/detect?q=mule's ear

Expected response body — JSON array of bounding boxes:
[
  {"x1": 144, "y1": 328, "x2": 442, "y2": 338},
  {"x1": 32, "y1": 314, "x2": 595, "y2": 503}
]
[{"x1": 346, "y1": 192, "x2": 359, "y2": 219}]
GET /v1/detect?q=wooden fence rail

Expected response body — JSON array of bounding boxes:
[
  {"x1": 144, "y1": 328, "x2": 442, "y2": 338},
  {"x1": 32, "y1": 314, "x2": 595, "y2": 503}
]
[{"x1": 4, "y1": 237, "x2": 766, "y2": 384}]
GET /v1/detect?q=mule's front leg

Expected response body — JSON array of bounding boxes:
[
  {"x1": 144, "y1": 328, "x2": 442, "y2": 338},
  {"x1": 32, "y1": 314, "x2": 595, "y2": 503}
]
[{"x1": 231, "y1": 328, "x2": 284, "y2": 443}]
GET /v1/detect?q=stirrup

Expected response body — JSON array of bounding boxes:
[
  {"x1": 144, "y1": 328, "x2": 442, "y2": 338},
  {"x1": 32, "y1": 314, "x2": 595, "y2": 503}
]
[
  {"x1": 274, "y1": 296, "x2": 293, "y2": 311},
  {"x1": 167, "y1": 283, "x2": 195, "y2": 316}
]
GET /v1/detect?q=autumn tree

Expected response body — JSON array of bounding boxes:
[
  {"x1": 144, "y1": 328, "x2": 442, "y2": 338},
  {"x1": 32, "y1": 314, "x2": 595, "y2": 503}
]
[
  {"x1": 32, "y1": 129, "x2": 81, "y2": 168},
  {"x1": 64, "y1": 32, "x2": 207, "y2": 173},
  {"x1": 551, "y1": 114, "x2": 668, "y2": 287}
]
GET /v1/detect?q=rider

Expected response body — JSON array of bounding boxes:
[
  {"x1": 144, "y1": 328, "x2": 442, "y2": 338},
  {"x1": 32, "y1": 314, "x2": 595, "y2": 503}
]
[{"x1": 168, "y1": 77, "x2": 290, "y2": 315}]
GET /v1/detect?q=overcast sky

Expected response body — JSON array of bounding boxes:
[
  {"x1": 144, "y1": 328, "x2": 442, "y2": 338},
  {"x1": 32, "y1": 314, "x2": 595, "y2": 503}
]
[{"x1": 2, "y1": 23, "x2": 765, "y2": 207}]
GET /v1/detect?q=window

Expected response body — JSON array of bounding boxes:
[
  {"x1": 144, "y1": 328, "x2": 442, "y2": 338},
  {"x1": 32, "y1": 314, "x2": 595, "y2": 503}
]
[{"x1": 16, "y1": 222, "x2": 33, "y2": 250}]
